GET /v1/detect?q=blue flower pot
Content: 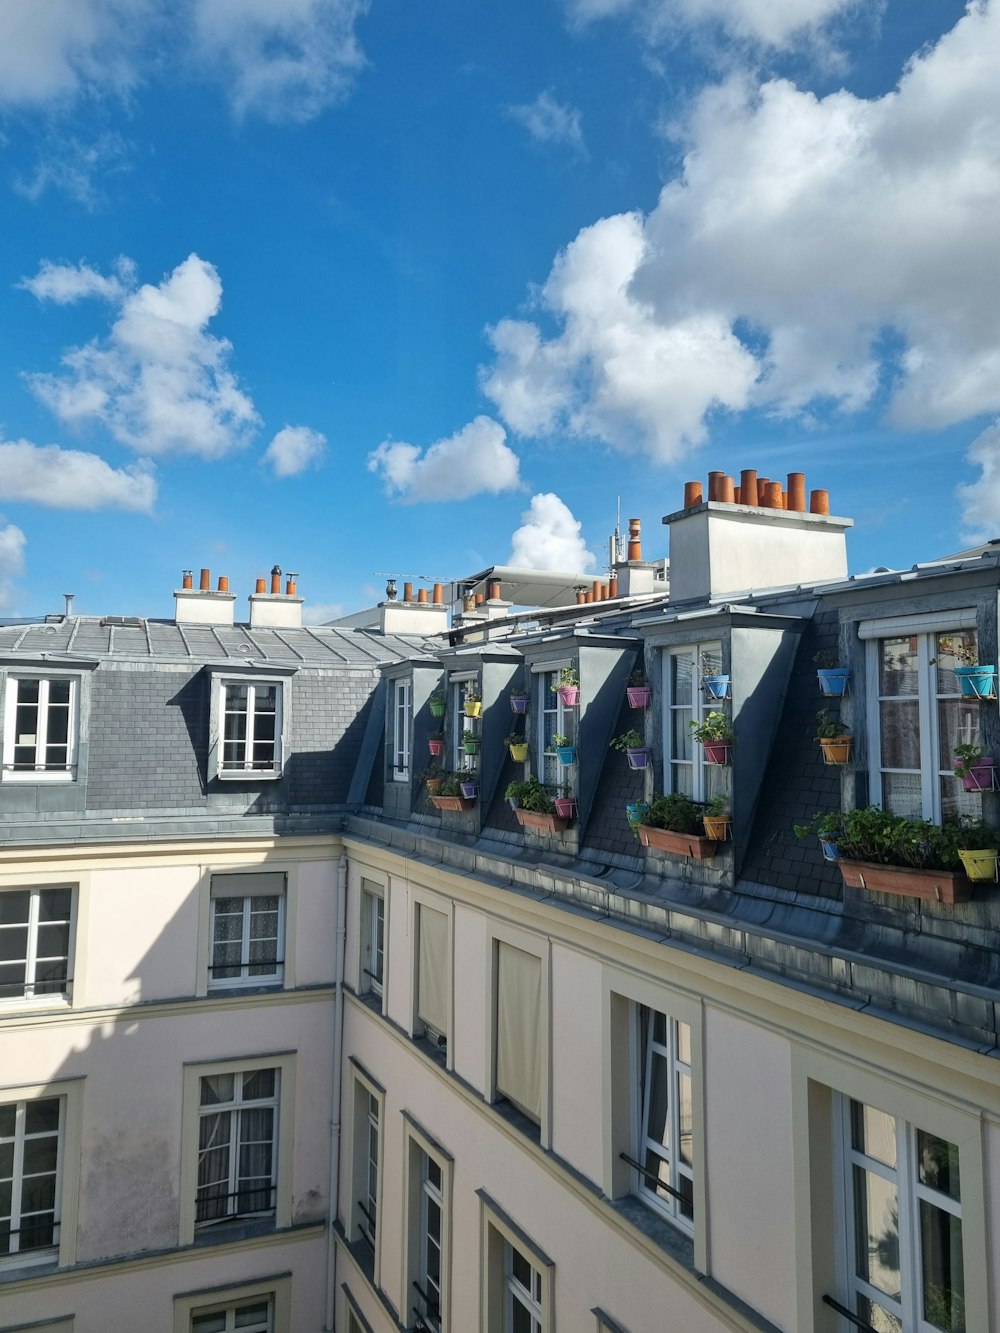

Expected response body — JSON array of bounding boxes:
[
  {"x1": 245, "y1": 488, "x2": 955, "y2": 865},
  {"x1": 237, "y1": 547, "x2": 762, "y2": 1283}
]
[
  {"x1": 702, "y1": 674, "x2": 731, "y2": 700},
  {"x1": 955, "y1": 665, "x2": 997, "y2": 699},
  {"x1": 817, "y1": 668, "x2": 851, "y2": 697}
]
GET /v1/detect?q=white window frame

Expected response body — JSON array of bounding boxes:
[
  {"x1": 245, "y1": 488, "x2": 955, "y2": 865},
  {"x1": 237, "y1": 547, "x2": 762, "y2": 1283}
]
[
  {"x1": 360, "y1": 879, "x2": 386, "y2": 1007},
  {"x1": 836, "y1": 1096, "x2": 965, "y2": 1333},
  {"x1": 479, "y1": 1194, "x2": 554, "y2": 1333},
  {"x1": 349, "y1": 1061, "x2": 385, "y2": 1286},
  {"x1": 662, "y1": 642, "x2": 725, "y2": 802},
  {"x1": 403, "y1": 1114, "x2": 453, "y2": 1333},
  {"x1": 0, "y1": 884, "x2": 74, "y2": 1007},
  {"x1": 190, "y1": 1297, "x2": 272, "y2": 1332},
  {"x1": 412, "y1": 891, "x2": 452, "y2": 1059},
  {"x1": 392, "y1": 677, "x2": 412, "y2": 782},
  {"x1": 0, "y1": 1079, "x2": 81, "y2": 1272},
  {"x1": 863, "y1": 617, "x2": 981, "y2": 823},
  {"x1": 450, "y1": 677, "x2": 479, "y2": 775},
  {"x1": 194, "y1": 1068, "x2": 279, "y2": 1229},
  {"x1": 490, "y1": 927, "x2": 550, "y2": 1146},
  {"x1": 536, "y1": 668, "x2": 575, "y2": 792},
  {"x1": 208, "y1": 875, "x2": 286, "y2": 992},
  {"x1": 172, "y1": 1276, "x2": 291, "y2": 1333},
  {"x1": 179, "y1": 1053, "x2": 294, "y2": 1245},
  {"x1": 2, "y1": 675, "x2": 79, "y2": 783},
  {"x1": 217, "y1": 678, "x2": 284, "y2": 779},
  {"x1": 633, "y1": 1005, "x2": 694, "y2": 1235}
]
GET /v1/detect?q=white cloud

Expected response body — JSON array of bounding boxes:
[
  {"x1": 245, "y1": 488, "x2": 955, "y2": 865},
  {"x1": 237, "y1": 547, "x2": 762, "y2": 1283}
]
[
  {"x1": 190, "y1": 0, "x2": 369, "y2": 122},
  {"x1": 0, "y1": 0, "x2": 149, "y2": 106},
  {"x1": 13, "y1": 133, "x2": 133, "y2": 209},
  {"x1": 262, "y1": 425, "x2": 327, "y2": 477},
  {"x1": 0, "y1": 523, "x2": 26, "y2": 612},
  {"x1": 484, "y1": 1, "x2": 1000, "y2": 460},
  {"x1": 367, "y1": 416, "x2": 522, "y2": 503},
  {"x1": 508, "y1": 493, "x2": 598, "y2": 572},
  {"x1": 18, "y1": 256, "x2": 135, "y2": 305},
  {"x1": 564, "y1": 0, "x2": 860, "y2": 50},
  {"x1": 302, "y1": 600, "x2": 346, "y2": 625},
  {"x1": 0, "y1": 439, "x2": 155, "y2": 512},
  {"x1": 958, "y1": 420, "x2": 1000, "y2": 543},
  {"x1": 25, "y1": 252, "x2": 260, "y2": 459},
  {"x1": 508, "y1": 92, "x2": 584, "y2": 152}
]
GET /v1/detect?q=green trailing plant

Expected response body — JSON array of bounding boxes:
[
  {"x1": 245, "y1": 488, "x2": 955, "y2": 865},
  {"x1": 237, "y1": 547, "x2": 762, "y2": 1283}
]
[
  {"x1": 812, "y1": 650, "x2": 838, "y2": 669},
  {"x1": 644, "y1": 792, "x2": 704, "y2": 835},
  {"x1": 552, "y1": 733, "x2": 573, "y2": 749},
  {"x1": 462, "y1": 729, "x2": 479, "y2": 745},
  {"x1": 688, "y1": 711, "x2": 733, "y2": 744},
  {"x1": 815, "y1": 709, "x2": 848, "y2": 738},
  {"x1": 953, "y1": 743, "x2": 986, "y2": 780},
  {"x1": 505, "y1": 730, "x2": 526, "y2": 746},
  {"x1": 428, "y1": 687, "x2": 446, "y2": 706},
  {"x1": 610, "y1": 728, "x2": 645, "y2": 752},
  {"x1": 793, "y1": 811, "x2": 843, "y2": 840},
  {"x1": 504, "y1": 775, "x2": 554, "y2": 813},
  {"x1": 942, "y1": 635, "x2": 979, "y2": 667},
  {"x1": 464, "y1": 681, "x2": 481, "y2": 702},
  {"x1": 705, "y1": 793, "x2": 730, "y2": 817},
  {"x1": 628, "y1": 666, "x2": 647, "y2": 687},
  {"x1": 835, "y1": 807, "x2": 999, "y2": 869},
  {"x1": 439, "y1": 775, "x2": 462, "y2": 796}
]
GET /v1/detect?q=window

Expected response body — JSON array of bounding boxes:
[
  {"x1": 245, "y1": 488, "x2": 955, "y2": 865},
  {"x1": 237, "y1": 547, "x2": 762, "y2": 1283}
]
[
  {"x1": 869, "y1": 628, "x2": 981, "y2": 824},
  {"x1": 495, "y1": 941, "x2": 542, "y2": 1125},
  {"x1": 663, "y1": 643, "x2": 726, "y2": 802},
  {"x1": 360, "y1": 880, "x2": 385, "y2": 1002},
  {"x1": 2, "y1": 676, "x2": 77, "y2": 782},
  {"x1": 392, "y1": 678, "x2": 412, "y2": 781},
  {"x1": 208, "y1": 873, "x2": 285, "y2": 990},
  {"x1": 416, "y1": 903, "x2": 449, "y2": 1048},
  {"x1": 350, "y1": 1064, "x2": 384, "y2": 1284},
  {"x1": 195, "y1": 1069, "x2": 279, "y2": 1228},
  {"x1": 450, "y1": 678, "x2": 478, "y2": 774},
  {"x1": 480, "y1": 1195, "x2": 553, "y2": 1333},
  {"x1": 191, "y1": 1299, "x2": 272, "y2": 1332},
  {"x1": 0, "y1": 1097, "x2": 63, "y2": 1264},
  {"x1": 404, "y1": 1116, "x2": 453, "y2": 1333},
  {"x1": 838, "y1": 1098, "x2": 964, "y2": 1333},
  {"x1": 538, "y1": 670, "x2": 575, "y2": 789},
  {"x1": 416, "y1": 1151, "x2": 443, "y2": 1330},
  {"x1": 219, "y1": 680, "x2": 282, "y2": 776},
  {"x1": 0, "y1": 886, "x2": 72, "y2": 1003},
  {"x1": 633, "y1": 1007, "x2": 694, "y2": 1233},
  {"x1": 361, "y1": 1089, "x2": 379, "y2": 1245}
]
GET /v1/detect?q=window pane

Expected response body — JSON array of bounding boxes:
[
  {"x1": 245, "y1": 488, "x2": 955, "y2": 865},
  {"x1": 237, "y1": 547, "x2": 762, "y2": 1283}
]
[
  {"x1": 645, "y1": 1052, "x2": 670, "y2": 1150},
  {"x1": 511, "y1": 1246, "x2": 533, "y2": 1292},
  {"x1": 201, "y1": 1073, "x2": 234, "y2": 1106},
  {"x1": 0, "y1": 892, "x2": 29, "y2": 927},
  {"x1": 243, "y1": 1068, "x2": 275, "y2": 1100},
  {"x1": 24, "y1": 1099, "x2": 60, "y2": 1135},
  {"x1": 672, "y1": 654, "x2": 693, "y2": 706},
  {"x1": 0, "y1": 927, "x2": 27, "y2": 963},
  {"x1": 880, "y1": 638, "x2": 919, "y2": 695},
  {"x1": 192, "y1": 1316, "x2": 227, "y2": 1333},
  {"x1": 671, "y1": 709, "x2": 693, "y2": 761},
  {"x1": 939, "y1": 700, "x2": 980, "y2": 770},
  {"x1": 853, "y1": 1165, "x2": 900, "y2": 1299},
  {"x1": 858, "y1": 1297, "x2": 903, "y2": 1333},
  {"x1": 852, "y1": 1102, "x2": 897, "y2": 1167},
  {"x1": 677, "y1": 1072, "x2": 693, "y2": 1169},
  {"x1": 935, "y1": 633, "x2": 975, "y2": 695},
  {"x1": 882, "y1": 771, "x2": 924, "y2": 820},
  {"x1": 880, "y1": 699, "x2": 920, "y2": 769},
  {"x1": 918, "y1": 1132, "x2": 961, "y2": 1201},
  {"x1": 38, "y1": 889, "x2": 71, "y2": 922},
  {"x1": 920, "y1": 1201, "x2": 965, "y2": 1332}
]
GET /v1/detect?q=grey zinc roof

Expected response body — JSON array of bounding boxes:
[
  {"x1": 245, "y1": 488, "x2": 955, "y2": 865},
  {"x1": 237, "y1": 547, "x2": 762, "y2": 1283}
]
[{"x1": 0, "y1": 617, "x2": 438, "y2": 666}]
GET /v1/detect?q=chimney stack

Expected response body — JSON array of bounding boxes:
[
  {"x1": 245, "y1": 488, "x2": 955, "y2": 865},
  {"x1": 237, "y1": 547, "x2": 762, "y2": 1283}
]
[
  {"x1": 248, "y1": 564, "x2": 304, "y2": 628},
  {"x1": 614, "y1": 515, "x2": 658, "y2": 597},
  {"x1": 379, "y1": 575, "x2": 449, "y2": 634},
  {"x1": 175, "y1": 565, "x2": 236, "y2": 626}
]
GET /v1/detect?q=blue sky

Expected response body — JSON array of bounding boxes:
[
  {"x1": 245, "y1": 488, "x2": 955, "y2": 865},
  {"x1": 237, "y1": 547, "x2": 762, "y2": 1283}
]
[{"x1": 0, "y1": 0, "x2": 996, "y2": 620}]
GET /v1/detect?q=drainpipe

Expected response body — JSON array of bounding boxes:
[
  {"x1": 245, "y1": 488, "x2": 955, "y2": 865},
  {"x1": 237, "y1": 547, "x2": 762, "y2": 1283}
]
[{"x1": 325, "y1": 851, "x2": 348, "y2": 1333}]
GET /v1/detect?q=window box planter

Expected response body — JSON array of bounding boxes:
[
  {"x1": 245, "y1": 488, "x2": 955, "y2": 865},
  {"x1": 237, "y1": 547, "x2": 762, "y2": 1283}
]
[
  {"x1": 817, "y1": 668, "x2": 851, "y2": 697},
  {"x1": 637, "y1": 824, "x2": 717, "y2": 859},
  {"x1": 553, "y1": 796, "x2": 577, "y2": 819},
  {"x1": 464, "y1": 699, "x2": 483, "y2": 718},
  {"x1": 459, "y1": 779, "x2": 479, "y2": 799},
  {"x1": 626, "y1": 746, "x2": 651, "y2": 770},
  {"x1": 837, "y1": 859, "x2": 972, "y2": 903},
  {"x1": 701, "y1": 674, "x2": 731, "y2": 700},
  {"x1": 556, "y1": 745, "x2": 577, "y2": 766},
  {"x1": 955, "y1": 665, "x2": 997, "y2": 699},
  {"x1": 626, "y1": 684, "x2": 651, "y2": 709},
  {"x1": 556, "y1": 685, "x2": 580, "y2": 707},
  {"x1": 429, "y1": 794, "x2": 476, "y2": 812},
  {"x1": 428, "y1": 737, "x2": 445, "y2": 757},
  {"x1": 510, "y1": 694, "x2": 529, "y2": 715},
  {"x1": 513, "y1": 808, "x2": 570, "y2": 833},
  {"x1": 818, "y1": 735, "x2": 853, "y2": 765},
  {"x1": 508, "y1": 742, "x2": 529, "y2": 762},
  {"x1": 702, "y1": 742, "x2": 731, "y2": 766}
]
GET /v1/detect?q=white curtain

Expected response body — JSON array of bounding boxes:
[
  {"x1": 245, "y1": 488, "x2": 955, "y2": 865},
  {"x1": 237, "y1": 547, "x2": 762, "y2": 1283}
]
[
  {"x1": 417, "y1": 906, "x2": 449, "y2": 1037},
  {"x1": 496, "y1": 942, "x2": 542, "y2": 1121}
]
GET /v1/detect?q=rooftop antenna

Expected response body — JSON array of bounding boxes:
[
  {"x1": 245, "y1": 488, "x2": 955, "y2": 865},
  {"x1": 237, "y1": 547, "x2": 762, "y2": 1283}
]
[{"x1": 608, "y1": 497, "x2": 624, "y2": 574}]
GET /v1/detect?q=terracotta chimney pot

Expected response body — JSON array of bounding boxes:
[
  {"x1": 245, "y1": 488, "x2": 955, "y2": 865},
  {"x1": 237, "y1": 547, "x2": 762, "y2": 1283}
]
[
  {"x1": 740, "y1": 470, "x2": 758, "y2": 505},
  {"x1": 182, "y1": 570, "x2": 193, "y2": 590},
  {"x1": 200, "y1": 568, "x2": 210, "y2": 591},
  {"x1": 218, "y1": 575, "x2": 229, "y2": 592},
  {"x1": 683, "y1": 480, "x2": 703, "y2": 507},
  {"x1": 810, "y1": 489, "x2": 830, "y2": 515},
  {"x1": 432, "y1": 583, "x2": 444, "y2": 605},
  {"x1": 627, "y1": 518, "x2": 642, "y2": 561},
  {"x1": 285, "y1": 575, "x2": 296, "y2": 596},
  {"x1": 417, "y1": 588, "x2": 428, "y2": 604},
  {"x1": 787, "y1": 472, "x2": 806, "y2": 512},
  {"x1": 765, "y1": 481, "x2": 783, "y2": 508},
  {"x1": 403, "y1": 581, "x2": 413, "y2": 603},
  {"x1": 475, "y1": 593, "x2": 485, "y2": 606},
  {"x1": 585, "y1": 591, "x2": 593, "y2": 603},
  {"x1": 601, "y1": 582, "x2": 610, "y2": 600},
  {"x1": 255, "y1": 578, "x2": 266, "y2": 594},
  {"x1": 576, "y1": 588, "x2": 587, "y2": 605},
  {"x1": 757, "y1": 477, "x2": 769, "y2": 505},
  {"x1": 608, "y1": 574, "x2": 619, "y2": 598},
  {"x1": 733, "y1": 486, "x2": 742, "y2": 504},
  {"x1": 488, "y1": 579, "x2": 501, "y2": 601},
  {"x1": 707, "y1": 471, "x2": 724, "y2": 501},
  {"x1": 270, "y1": 566, "x2": 281, "y2": 595},
  {"x1": 719, "y1": 475, "x2": 735, "y2": 503}
]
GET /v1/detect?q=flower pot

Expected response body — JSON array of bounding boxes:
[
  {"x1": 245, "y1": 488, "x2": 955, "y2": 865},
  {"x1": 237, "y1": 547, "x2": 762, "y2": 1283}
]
[
  {"x1": 556, "y1": 745, "x2": 576, "y2": 766},
  {"x1": 817, "y1": 668, "x2": 851, "y2": 697},
  {"x1": 958, "y1": 849, "x2": 998, "y2": 882},
  {"x1": 464, "y1": 700, "x2": 483, "y2": 718},
  {"x1": 509, "y1": 742, "x2": 529, "y2": 762},
  {"x1": 958, "y1": 756, "x2": 996, "y2": 792},
  {"x1": 428, "y1": 738, "x2": 445, "y2": 757},
  {"x1": 429, "y1": 794, "x2": 475, "y2": 812},
  {"x1": 818, "y1": 832, "x2": 841, "y2": 862},
  {"x1": 818, "y1": 735, "x2": 853, "y2": 765},
  {"x1": 626, "y1": 747, "x2": 651, "y2": 770},
  {"x1": 702, "y1": 675, "x2": 731, "y2": 700},
  {"x1": 955, "y1": 665, "x2": 997, "y2": 699},
  {"x1": 702, "y1": 814, "x2": 730, "y2": 841},
  {"x1": 637, "y1": 824, "x2": 717, "y2": 859},
  {"x1": 625, "y1": 801, "x2": 649, "y2": 828},
  {"x1": 429, "y1": 699, "x2": 446, "y2": 718},
  {"x1": 702, "y1": 741, "x2": 731, "y2": 766},
  {"x1": 513, "y1": 808, "x2": 569, "y2": 833},
  {"x1": 838, "y1": 859, "x2": 972, "y2": 903},
  {"x1": 556, "y1": 685, "x2": 580, "y2": 706},
  {"x1": 626, "y1": 685, "x2": 651, "y2": 709},
  {"x1": 459, "y1": 780, "x2": 479, "y2": 799},
  {"x1": 463, "y1": 740, "x2": 480, "y2": 756},
  {"x1": 553, "y1": 796, "x2": 577, "y2": 819},
  {"x1": 510, "y1": 695, "x2": 529, "y2": 714},
  {"x1": 426, "y1": 777, "x2": 444, "y2": 795}
]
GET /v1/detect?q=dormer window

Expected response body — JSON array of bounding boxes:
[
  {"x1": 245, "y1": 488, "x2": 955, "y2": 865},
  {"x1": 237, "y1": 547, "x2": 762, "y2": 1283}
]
[
  {"x1": 218, "y1": 680, "x2": 283, "y2": 777},
  {"x1": 663, "y1": 644, "x2": 725, "y2": 802},
  {"x1": 391, "y1": 678, "x2": 411, "y2": 781},
  {"x1": 2, "y1": 676, "x2": 78, "y2": 783}
]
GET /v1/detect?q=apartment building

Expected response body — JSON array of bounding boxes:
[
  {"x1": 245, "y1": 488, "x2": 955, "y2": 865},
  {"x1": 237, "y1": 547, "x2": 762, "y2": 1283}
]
[{"x1": 2, "y1": 481, "x2": 1000, "y2": 1333}]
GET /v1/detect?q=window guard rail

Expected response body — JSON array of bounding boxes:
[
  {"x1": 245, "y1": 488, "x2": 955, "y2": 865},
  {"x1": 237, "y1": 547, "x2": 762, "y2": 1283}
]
[
  {"x1": 357, "y1": 1200, "x2": 377, "y2": 1239},
  {"x1": 618, "y1": 1150, "x2": 689, "y2": 1205},
  {"x1": 362, "y1": 967, "x2": 383, "y2": 984},
  {"x1": 3, "y1": 762, "x2": 76, "y2": 772},
  {"x1": 821, "y1": 1295, "x2": 880, "y2": 1333},
  {"x1": 207, "y1": 959, "x2": 283, "y2": 973},
  {"x1": 0, "y1": 978, "x2": 71, "y2": 994},
  {"x1": 411, "y1": 1280, "x2": 440, "y2": 1316}
]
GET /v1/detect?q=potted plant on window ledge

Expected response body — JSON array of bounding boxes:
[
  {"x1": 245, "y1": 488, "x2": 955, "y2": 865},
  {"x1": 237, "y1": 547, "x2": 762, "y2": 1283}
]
[
  {"x1": 626, "y1": 667, "x2": 651, "y2": 709},
  {"x1": 816, "y1": 710, "x2": 853, "y2": 765},
  {"x1": 702, "y1": 794, "x2": 731, "y2": 841},
  {"x1": 505, "y1": 776, "x2": 569, "y2": 833},
  {"x1": 637, "y1": 793, "x2": 718, "y2": 859},
  {"x1": 464, "y1": 683, "x2": 483, "y2": 718},
  {"x1": 700, "y1": 654, "x2": 731, "y2": 701},
  {"x1": 428, "y1": 688, "x2": 446, "y2": 719},
  {"x1": 507, "y1": 730, "x2": 529, "y2": 762},
  {"x1": 947, "y1": 638, "x2": 997, "y2": 699},
  {"x1": 553, "y1": 667, "x2": 580, "y2": 707},
  {"x1": 428, "y1": 732, "x2": 445, "y2": 758},
  {"x1": 429, "y1": 774, "x2": 476, "y2": 812},
  {"x1": 953, "y1": 743, "x2": 997, "y2": 792},
  {"x1": 424, "y1": 763, "x2": 444, "y2": 795},
  {"x1": 689, "y1": 712, "x2": 733, "y2": 765},
  {"x1": 794, "y1": 810, "x2": 843, "y2": 862},
  {"x1": 462, "y1": 729, "x2": 480, "y2": 757},
  {"x1": 509, "y1": 674, "x2": 530, "y2": 715},
  {"x1": 835, "y1": 807, "x2": 983, "y2": 902},
  {"x1": 814, "y1": 650, "x2": 851, "y2": 697},
  {"x1": 553, "y1": 785, "x2": 577, "y2": 819},
  {"x1": 611, "y1": 728, "x2": 650, "y2": 769},
  {"x1": 552, "y1": 733, "x2": 576, "y2": 765}
]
